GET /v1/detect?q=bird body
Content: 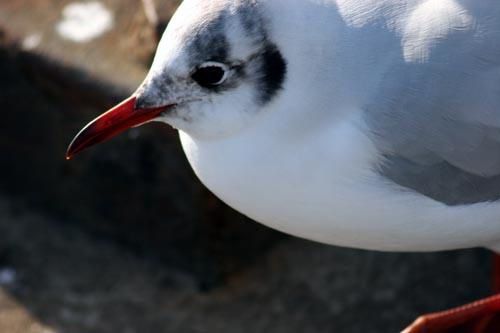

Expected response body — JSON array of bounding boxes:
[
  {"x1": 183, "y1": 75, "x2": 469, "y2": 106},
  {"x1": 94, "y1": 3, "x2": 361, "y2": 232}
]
[
  {"x1": 68, "y1": 0, "x2": 500, "y2": 252},
  {"x1": 179, "y1": 96, "x2": 500, "y2": 253},
  {"x1": 175, "y1": 0, "x2": 500, "y2": 252}
]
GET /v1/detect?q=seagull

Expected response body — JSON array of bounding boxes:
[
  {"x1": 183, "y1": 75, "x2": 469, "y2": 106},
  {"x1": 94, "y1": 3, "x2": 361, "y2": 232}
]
[{"x1": 67, "y1": 0, "x2": 500, "y2": 331}]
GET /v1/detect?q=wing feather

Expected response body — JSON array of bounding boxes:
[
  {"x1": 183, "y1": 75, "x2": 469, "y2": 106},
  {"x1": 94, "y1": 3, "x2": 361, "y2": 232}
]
[{"x1": 365, "y1": 1, "x2": 500, "y2": 204}]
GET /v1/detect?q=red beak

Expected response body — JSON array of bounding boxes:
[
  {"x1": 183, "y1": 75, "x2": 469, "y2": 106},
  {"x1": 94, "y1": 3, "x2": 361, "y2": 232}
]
[{"x1": 66, "y1": 96, "x2": 171, "y2": 160}]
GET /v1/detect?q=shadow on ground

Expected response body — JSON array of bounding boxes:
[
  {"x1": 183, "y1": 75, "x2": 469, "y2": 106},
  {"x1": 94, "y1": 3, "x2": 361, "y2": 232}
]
[{"x1": 0, "y1": 196, "x2": 492, "y2": 333}]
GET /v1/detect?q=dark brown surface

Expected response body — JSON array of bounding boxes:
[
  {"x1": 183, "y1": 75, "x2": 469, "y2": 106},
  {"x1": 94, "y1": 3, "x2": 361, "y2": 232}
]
[
  {"x1": 0, "y1": 0, "x2": 158, "y2": 91},
  {"x1": 0, "y1": 196, "x2": 493, "y2": 333},
  {"x1": 0, "y1": 196, "x2": 490, "y2": 333}
]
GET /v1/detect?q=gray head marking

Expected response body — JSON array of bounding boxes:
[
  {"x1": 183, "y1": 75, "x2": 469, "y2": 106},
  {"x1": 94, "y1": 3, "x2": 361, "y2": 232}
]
[
  {"x1": 186, "y1": 10, "x2": 230, "y2": 67},
  {"x1": 136, "y1": 0, "x2": 288, "y2": 129},
  {"x1": 234, "y1": 2, "x2": 288, "y2": 105},
  {"x1": 183, "y1": 2, "x2": 287, "y2": 104}
]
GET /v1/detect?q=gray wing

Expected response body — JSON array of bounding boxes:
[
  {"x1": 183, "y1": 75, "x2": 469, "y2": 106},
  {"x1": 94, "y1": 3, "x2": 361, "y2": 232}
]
[{"x1": 364, "y1": 1, "x2": 500, "y2": 205}]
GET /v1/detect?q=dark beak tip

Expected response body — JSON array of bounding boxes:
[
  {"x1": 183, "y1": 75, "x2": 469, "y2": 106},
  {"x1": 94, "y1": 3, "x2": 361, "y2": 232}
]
[
  {"x1": 64, "y1": 96, "x2": 138, "y2": 160},
  {"x1": 64, "y1": 96, "x2": 171, "y2": 160},
  {"x1": 65, "y1": 145, "x2": 78, "y2": 160}
]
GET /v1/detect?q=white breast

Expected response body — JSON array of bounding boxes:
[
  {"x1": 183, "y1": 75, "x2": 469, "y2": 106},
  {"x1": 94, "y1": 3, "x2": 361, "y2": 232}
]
[{"x1": 179, "y1": 110, "x2": 500, "y2": 253}]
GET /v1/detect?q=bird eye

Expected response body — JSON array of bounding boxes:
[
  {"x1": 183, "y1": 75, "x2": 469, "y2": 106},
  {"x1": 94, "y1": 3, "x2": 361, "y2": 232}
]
[{"x1": 191, "y1": 62, "x2": 228, "y2": 88}]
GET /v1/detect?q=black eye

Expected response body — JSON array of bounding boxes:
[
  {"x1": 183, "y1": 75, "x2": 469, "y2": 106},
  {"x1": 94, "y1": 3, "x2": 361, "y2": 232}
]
[{"x1": 191, "y1": 62, "x2": 228, "y2": 88}]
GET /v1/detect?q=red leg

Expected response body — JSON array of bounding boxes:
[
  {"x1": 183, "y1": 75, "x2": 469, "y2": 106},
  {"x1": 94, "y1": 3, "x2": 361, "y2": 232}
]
[
  {"x1": 492, "y1": 254, "x2": 500, "y2": 294},
  {"x1": 402, "y1": 253, "x2": 500, "y2": 333},
  {"x1": 402, "y1": 295, "x2": 500, "y2": 333}
]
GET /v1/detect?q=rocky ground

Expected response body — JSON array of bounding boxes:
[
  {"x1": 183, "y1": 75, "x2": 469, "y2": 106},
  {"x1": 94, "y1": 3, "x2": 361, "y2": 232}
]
[
  {"x1": 0, "y1": 1, "x2": 494, "y2": 332},
  {"x1": 0, "y1": 195, "x2": 492, "y2": 333}
]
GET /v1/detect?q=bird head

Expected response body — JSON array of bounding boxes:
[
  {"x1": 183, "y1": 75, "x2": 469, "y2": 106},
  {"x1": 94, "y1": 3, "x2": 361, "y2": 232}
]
[{"x1": 66, "y1": 0, "x2": 288, "y2": 158}]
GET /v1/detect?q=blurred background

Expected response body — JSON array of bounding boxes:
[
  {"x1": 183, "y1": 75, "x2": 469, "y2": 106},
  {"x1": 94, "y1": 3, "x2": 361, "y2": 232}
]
[{"x1": 0, "y1": 1, "x2": 493, "y2": 332}]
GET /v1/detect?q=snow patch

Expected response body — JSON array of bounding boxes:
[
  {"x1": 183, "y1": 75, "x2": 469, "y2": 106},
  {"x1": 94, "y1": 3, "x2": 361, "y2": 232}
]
[{"x1": 56, "y1": 1, "x2": 114, "y2": 43}]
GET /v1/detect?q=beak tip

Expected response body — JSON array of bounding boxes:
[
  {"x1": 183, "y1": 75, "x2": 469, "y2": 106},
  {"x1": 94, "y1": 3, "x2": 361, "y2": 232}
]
[
  {"x1": 65, "y1": 136, "x2": 81, "y2": 160},
  {"x1": 64, "y1": 95, "x2": 168, "y2": 160}
]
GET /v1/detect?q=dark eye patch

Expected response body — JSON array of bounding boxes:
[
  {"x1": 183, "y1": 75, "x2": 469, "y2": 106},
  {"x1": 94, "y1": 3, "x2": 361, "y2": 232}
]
[
  {"x1": 192, "y1": 65, "x2": 227, "y2": 88},
  {"x1": 256, "y1": 43, "x2": 287, "y2": 105}
]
